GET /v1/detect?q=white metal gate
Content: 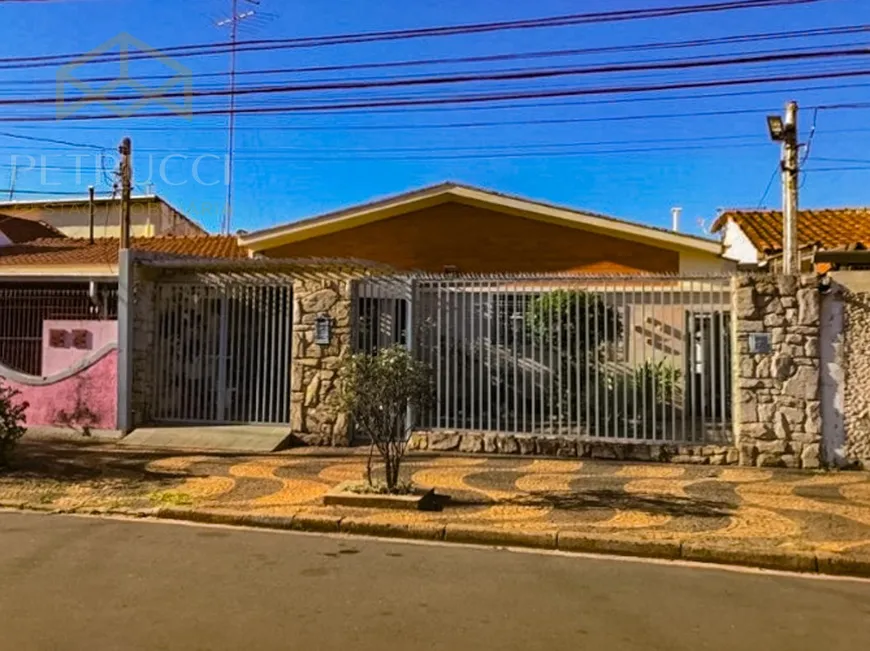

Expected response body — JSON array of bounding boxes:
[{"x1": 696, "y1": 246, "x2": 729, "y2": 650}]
[{"x1": 151, "y1": 282, "x2": 293, "y2": 424}]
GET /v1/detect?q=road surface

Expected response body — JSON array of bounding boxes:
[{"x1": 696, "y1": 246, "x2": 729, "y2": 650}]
[{"x1": 0, "y1": 511, "x2": 869, "y2": 650}]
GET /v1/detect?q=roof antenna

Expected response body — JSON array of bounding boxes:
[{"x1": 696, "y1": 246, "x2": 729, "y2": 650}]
[
  {"x1": 214, "y1": 0, "x2": 277, "y2": 236},
  {"x1": 8, "y1": 161, "x2": 16, "y2": 200}
]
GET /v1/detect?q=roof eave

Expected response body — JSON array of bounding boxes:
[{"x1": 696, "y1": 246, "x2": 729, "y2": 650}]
[{"x1": 240, "y1": 185, "x2": 723, "y2": 256}]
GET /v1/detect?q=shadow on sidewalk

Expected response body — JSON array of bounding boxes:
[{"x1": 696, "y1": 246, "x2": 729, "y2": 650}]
[
  {"x1": 2, "y1": 440, "x2": 191, "y2": 484},
  {"x1": 449, "y1": 489, "x2": 734, "y2": 519}
]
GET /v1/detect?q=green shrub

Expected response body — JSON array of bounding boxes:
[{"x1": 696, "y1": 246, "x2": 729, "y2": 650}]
[
  {"x1": 0, "y1": 380, "x2": 28, "y2": 468},
  {"x1": 634, "y1": 360, "x2": 681, "y2": 410},
  {"x1": 525, "y1": 290, "x2": 623, "y2": 420}
]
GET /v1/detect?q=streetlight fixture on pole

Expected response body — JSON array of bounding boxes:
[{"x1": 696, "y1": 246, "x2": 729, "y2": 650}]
[{"x1": 766, "y1": 101, "x2": 799, "y2": 274}]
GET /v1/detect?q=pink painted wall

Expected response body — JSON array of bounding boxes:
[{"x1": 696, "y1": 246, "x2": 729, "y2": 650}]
[
  {"x1": 41, "y1": 320, "x2": 118, "y2": 377},
  {"x1": 2, "y1": 350, "x2": 118, "y2": 430}
]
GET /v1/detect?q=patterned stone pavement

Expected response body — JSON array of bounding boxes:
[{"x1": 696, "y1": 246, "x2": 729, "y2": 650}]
[{"x1": 3, "y1": 440, "x2": 870, "y2": 560}]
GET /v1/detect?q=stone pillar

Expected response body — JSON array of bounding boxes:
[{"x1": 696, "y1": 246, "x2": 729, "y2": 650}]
[
  {"x1": 127, "y1": 261, "x2": 158, "y2": 429},
  {"x1": 732, "y1": 275, "x2": 821, "y2": 468},
  {"x1": 290, "y1": 277, "x2": 353, "y2": 446}
]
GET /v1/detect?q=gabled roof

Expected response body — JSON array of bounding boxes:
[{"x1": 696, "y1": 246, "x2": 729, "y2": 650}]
[
  {"x1": 240, "y1": 182, "x2": 722, "y2": 255},
  {"x1": 0, "y1": 214, "x2": 65, "y2": 243},
  {"x1": 0, "y1": 235, "x2": 246, "y2": 274},
  {"x1": 711, "y1": 208, "x2": 870, "y2": 254}
]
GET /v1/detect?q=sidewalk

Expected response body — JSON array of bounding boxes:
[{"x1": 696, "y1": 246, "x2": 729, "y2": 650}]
[{"x1": 2, "y1": 439, "x2": 870, "y2": 576}]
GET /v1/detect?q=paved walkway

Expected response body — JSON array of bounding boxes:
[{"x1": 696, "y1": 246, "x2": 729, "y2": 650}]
[{"x1": 3, "y1": 439, "x2": 870, "y2": 565}]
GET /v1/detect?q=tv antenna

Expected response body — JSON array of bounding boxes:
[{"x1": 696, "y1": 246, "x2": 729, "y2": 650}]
[{"x1": 214, "y1": 0, "x2": 275, "y2": 234}]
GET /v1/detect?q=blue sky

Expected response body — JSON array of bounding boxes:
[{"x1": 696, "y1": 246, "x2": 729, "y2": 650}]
[{"x1": 1, "y1": 0, "x2": 869, "y2": 235}]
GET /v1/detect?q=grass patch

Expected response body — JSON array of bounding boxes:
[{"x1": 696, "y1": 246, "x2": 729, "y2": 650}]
[
  {"x1": 149, "y1": 491, "x2": 193, "y2": 507},
  {"x1": 38, "y1": 491, "x2": 62, "y2": 504}
]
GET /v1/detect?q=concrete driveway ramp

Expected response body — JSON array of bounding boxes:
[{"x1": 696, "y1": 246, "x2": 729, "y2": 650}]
[{"x1": 120, "y1": 426, "x2": 293, "y2": 452}]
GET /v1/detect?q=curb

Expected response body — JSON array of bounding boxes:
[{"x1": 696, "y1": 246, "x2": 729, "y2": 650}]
[{"x1": 4, "y1": 502, "x2": 870, "y2": 579}]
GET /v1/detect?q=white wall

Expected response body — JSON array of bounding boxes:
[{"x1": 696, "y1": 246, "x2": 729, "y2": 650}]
[
  {"x1": 719, "y1": 220, "x2": 759, "y2": 265},
  {"x1": 678, "y1": 250, "x2": 737, "y2": 274}
]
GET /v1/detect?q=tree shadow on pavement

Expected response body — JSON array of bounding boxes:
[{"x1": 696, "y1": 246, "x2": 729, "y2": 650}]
[
  {"x1": 450, "y1": 489, "x2": 734, "y2": 518},
  {"x1": 1, "y1": 440, "x2": 194, "y2": 484}
]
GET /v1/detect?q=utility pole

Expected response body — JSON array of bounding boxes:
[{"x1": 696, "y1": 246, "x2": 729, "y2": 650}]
[
  {"x1": 118, "y1": 137, "x2": 132, "y2": 250},
  {"x1": 766, "y1": 101, "x2": 799, "y2": 274},
  {"x1": 782, "y1": 101, "x2": 799, "y2": 275}
]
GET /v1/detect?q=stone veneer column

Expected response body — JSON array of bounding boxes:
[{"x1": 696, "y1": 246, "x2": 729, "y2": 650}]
[
  {"x1": 127, "y1": 260, "x2": 157, "y2": 430},
  {"x1": 290, "y1": 277, "x2": 353, "y2": 446},
  {"x1": 732, "y1": 275, "x2": 822, "y2": 468}
]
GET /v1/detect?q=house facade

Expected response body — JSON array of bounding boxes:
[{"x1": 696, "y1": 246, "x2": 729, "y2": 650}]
[{"x1": 240, "y1": 183, "x2": 734, "y2": 275}]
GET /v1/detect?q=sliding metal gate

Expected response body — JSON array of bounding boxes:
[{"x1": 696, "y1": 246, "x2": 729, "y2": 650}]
[{"x1": 151, "y1": 281, "x2": 293, "y2": 425}]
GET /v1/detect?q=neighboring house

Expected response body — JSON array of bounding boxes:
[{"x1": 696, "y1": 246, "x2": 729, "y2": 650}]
[
  {"x1": 0, "y1": 234, "x2": 248, "y2": 433},
  {"x1": 240, "y1": 182, "x2": 733, "y2": 274},
  {"x1": 712, "y1": 208, "x2": 870, "y2": 271},
  {"x1": 0, "y1": 194, "x2": 205, "y2": 240}
]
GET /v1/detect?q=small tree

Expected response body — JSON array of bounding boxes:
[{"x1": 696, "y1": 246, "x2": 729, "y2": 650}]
[
  {"x1": 340, "y1": 345, "x2": 433, "y2": 493},
  {"x1": 0, "y1": 380, "x2": 28, "y2": 468}
]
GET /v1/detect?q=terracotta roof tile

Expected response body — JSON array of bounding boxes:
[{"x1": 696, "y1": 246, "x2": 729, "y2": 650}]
[
  {"x1": 712, "y1": 208, "x2": 870, "y2": 254},
  {"x1": 0, "y1": 235, "x2": 246, "y2": 267}
]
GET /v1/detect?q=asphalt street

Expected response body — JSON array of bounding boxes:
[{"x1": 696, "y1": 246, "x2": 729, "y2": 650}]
[{"x1": 1, "y1": 511, "x2": 869, "y2": 651}]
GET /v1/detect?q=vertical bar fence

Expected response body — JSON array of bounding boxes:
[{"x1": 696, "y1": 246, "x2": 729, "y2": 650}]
[{"x1": 354, "y1": 274, "x2": 733, "y2": 445}]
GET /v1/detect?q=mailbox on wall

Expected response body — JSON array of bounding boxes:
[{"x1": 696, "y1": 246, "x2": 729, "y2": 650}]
[
  {"x1": 314, "y1": 314, "x2": 332, "y2": 345},
  {"x1": 748, "y1": 332, "x2": 772, "y2": 354}
]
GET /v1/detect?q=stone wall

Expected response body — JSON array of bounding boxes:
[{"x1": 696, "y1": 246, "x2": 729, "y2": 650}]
[
  {"x1": 290, "y1": 277, "x2": 353, "y2": 446},
  {"x1": 408, "y1": 430, "x2": 737, "y2": 464},
  {"x1": 732, "y1": 275, "x2": 821, "y2": 468},
  {"x1": 128, "y1": 261, "x2": 157, "y2": 429},
  {"x1": 841, "y1": 289, "x2": 870, "y2": 469}
]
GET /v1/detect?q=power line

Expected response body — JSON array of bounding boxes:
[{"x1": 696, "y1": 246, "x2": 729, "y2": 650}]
[
  {"x1": 3, "y1": 24, "x2": 865, "y2": 87},
  {"x1": 16, "y1": 123, "x2": 870, "y2": 155},
  {"x1": 7, "y1": 46, "x2": 867, "y2": 108},
  {"x1": 7, "y1": 78, "x2": 870, "y2": 129},
  {"x1": 757, "y1": 165, "x2": 781, "y2": 207},
  {"x1": 0, "y1": 0, "x2": 829, "y2": 70},
  {"x1": 0, "y1": 107, "x2": 776, "y2": 133},
  {"x1": 0, "y1": 143, "x2": 772, "y2": 165},
  {"x1": 0, "y1": 130, "x2": 105, "y2": 149},
  {"x1": 5, "y1": 67, "x2": 870, "y2": 122},
  {"x1": 0, "y1": 188, "x2": 98, "y2": 196},
  {"x1": 814, "y1": 156, "x2": 870, "y2": 164},
  {"x1": 0, "y1": 132, "x2": 773, "y2": 157},
  {"x1": 804, "y1": 166, "x2": 870, "y2": 171}
]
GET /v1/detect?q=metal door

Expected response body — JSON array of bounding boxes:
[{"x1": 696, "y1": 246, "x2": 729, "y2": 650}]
[{"x1": 151, "y1": 282, "x2": 293, "y2": 424}]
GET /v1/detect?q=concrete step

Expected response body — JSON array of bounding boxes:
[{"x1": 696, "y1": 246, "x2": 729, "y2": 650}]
[{"x1": 120, "y1": 425, "x2": 292, "y2": 453}]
